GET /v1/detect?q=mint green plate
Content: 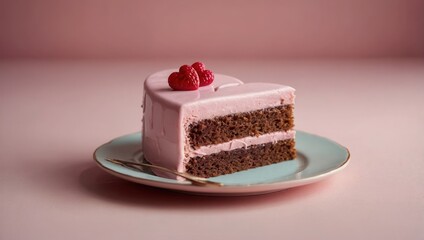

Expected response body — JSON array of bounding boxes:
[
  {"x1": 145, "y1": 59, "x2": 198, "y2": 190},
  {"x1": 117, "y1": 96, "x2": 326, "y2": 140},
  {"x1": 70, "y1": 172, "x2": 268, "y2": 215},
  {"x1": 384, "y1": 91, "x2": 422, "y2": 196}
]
[{"x1": 93, "y1": 131, "x2": 350, "y2": 196}]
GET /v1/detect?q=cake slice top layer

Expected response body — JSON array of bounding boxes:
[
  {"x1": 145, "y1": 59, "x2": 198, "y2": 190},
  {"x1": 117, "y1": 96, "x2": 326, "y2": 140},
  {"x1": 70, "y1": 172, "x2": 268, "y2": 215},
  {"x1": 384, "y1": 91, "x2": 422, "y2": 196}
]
[{"x1": 144, "y1": 69, "x2": 295, "y2": 123}]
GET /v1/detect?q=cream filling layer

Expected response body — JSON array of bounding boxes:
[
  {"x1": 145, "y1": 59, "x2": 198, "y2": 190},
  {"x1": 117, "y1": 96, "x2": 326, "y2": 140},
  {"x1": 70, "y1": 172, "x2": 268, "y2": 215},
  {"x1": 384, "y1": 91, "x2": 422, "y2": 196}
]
[{"x1": 188, "y1": 130, "x2": 295, "y2": 158}]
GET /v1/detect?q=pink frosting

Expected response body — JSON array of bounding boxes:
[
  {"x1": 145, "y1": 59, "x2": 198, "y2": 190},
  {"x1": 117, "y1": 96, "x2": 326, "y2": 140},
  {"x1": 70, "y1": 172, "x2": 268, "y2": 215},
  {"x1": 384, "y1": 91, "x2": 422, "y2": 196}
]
[
  {"x1": 189, "y1": 130, "x2": 295, "y2": 157},
  {"x1": 142, "y1": 69, "x2": 295, "y2": 179}
]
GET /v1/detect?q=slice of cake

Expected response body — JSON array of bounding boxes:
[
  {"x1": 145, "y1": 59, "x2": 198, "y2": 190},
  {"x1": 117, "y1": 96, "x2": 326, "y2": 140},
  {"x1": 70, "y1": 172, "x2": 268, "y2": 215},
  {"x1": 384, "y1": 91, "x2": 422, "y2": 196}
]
[{"x1": 142, "y1": 62, "x2": 296, "y2": 179}]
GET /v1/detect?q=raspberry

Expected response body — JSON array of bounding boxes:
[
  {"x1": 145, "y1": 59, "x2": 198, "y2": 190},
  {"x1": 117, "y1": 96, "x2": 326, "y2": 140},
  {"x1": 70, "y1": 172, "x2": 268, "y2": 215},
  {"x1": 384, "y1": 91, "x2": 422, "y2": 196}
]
[
  {"x1": 168, "y1": 65, "x2": 200, "y2": 91},
  {"x1": 192, "y1": 62, "x2": 205, "y2": 72},
  {"x1": 198, "y1": 70, "x2": 214, "y2": 86},
  {"x1": 191, "y1": 62, "x2": 214, "y2": 87}
]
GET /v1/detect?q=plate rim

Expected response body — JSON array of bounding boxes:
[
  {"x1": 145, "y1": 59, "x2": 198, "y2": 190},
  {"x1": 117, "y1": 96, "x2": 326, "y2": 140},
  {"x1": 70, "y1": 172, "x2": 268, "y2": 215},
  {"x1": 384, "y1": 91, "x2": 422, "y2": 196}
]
[{"x1": 93, "y1": 131, "x2": 350, "y2": 195}]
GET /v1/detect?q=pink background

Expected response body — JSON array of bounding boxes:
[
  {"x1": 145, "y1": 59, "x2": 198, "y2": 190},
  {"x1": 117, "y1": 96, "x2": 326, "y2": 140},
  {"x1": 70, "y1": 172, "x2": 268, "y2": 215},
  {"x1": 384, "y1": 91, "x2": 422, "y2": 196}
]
[
  {"x1": 1, "y1": 1, "x2": 424, "y2": 240},
  {"x1": 1, "y1": 0, "x2": 424, "y2": 58},
  {"x1": 1, "y1": 59, "x2": 423, "y2": 240}
]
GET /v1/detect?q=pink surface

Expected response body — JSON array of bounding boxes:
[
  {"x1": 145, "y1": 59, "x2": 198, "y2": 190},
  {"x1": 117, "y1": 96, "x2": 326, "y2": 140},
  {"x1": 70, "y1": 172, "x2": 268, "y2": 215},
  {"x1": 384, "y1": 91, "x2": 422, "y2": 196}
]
[
  {"x1": 1, "y1": 59, "x2": 424, "y2": 239},
  {"x1": 1, "y1": 0, "x2": 424, "y2": 58}
]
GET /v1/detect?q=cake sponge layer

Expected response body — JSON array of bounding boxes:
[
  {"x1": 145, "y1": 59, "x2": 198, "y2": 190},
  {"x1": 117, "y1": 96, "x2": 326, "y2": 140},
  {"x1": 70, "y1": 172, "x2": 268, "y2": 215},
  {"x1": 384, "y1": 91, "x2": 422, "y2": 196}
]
[
  {"x1": 185, "y1": 139, "x2": 296, "y2": 178},
  {"x1": 188, "y1": 105, "x2": 294, "y2": 149}
]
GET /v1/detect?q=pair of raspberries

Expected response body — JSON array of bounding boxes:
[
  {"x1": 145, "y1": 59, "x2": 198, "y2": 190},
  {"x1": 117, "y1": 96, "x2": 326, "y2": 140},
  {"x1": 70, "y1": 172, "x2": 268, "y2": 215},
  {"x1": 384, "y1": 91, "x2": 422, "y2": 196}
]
[{"x1": 168, "y1": 62, "x2": 214, "y2": 90}]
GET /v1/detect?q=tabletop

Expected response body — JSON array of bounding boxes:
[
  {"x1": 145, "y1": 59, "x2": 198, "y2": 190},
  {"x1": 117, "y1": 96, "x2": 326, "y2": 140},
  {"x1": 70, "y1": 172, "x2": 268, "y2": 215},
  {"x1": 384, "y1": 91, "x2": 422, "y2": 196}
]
[{"x1": 1, "y1": 59, "x2": 423, "y2": 240}]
